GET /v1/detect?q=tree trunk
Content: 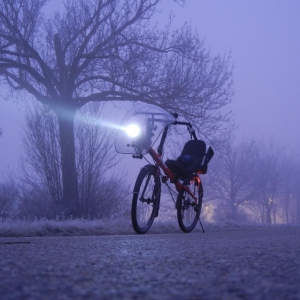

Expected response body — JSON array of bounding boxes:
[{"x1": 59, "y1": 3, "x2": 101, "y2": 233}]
[
  {"x1": 57, "y1": 109, "x2": 80, "y2": 217},
  {"x1": 231, "y1": 202, "x2": 238, "y2": 221},
  {"x1": 272, "y1": 203, "x2": 276, "y2": 224},
  {"x1": 297, "y1": 196, "x2": 300, "y2": 224},
  {"x1": 266, "y1": 205, "x2": 272, "y2": 224}
]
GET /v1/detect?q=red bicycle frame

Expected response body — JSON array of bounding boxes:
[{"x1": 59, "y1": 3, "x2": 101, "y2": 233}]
[{"x1": 148, "y1": 147, "x2": 200, "y2": 204}]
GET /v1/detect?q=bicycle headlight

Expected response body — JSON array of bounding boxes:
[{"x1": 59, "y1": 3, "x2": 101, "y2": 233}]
[{"x1": 125, "y1": 124, "x2": 141, "y2": 138}]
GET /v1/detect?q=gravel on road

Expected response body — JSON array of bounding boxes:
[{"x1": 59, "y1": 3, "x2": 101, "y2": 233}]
[{"x1": 0, "y1": 226, "x2": 299, "y2": 300}]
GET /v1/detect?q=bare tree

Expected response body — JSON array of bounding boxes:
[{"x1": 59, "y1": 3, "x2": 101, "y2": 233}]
[
  {"x1": 0, "y1": 179, "x2": 19, "y2": 218},
  {"x1": 251, "y1": 140, "x2": 286, "y2": 224},
  {"x1": 204, "y1": 138, "x2": 259, "y2": 222},
  {"x1": 278, "y1": 156, "x2": 300, "y2": 224},
  {"x1": 202, "y1": 137, "x2": 300, "y2": 224},
  {"x1": 75, "y1": 103, "x2": 126, "y2": 217},
  {"x1": 21, "y1": 102, "x2": 63, "y2": 209},
  {"x1": 292, "y1": 162, "x2": 300, "y2": 224},
  {"x1": 0, "y1": 0, "x2": 233, "y2": 215},
  {"x1": 20, "y1": 101, "x2": 129, "y2": 218}
]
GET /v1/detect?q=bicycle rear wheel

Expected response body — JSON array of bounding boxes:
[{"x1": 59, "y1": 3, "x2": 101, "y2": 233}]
[
  {"x1": 176, "y1": 176, "x2": 203, "y2": 233},
  {"x1": 131, "y1": 164, "x2": 161, "y2": 234}
]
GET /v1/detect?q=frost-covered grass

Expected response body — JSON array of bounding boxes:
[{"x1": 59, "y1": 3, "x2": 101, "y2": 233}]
[
  {"x1": 0, "y1": 217, "x2": 299, "y2": 237},
  {"x1": 0, "y1": 217, "x2": 181, "y2": 237}
]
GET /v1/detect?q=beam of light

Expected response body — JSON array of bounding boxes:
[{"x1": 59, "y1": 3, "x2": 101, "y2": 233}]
[
  {"x1": 75, "y1": 113, "x2": 141, "y2": 138},
  {"x1": 75, "y1": 113, "x2": 125, "y2": 130}
]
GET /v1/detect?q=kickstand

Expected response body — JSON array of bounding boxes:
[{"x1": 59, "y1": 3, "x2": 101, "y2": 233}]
[
  {"x1": 195, "y1": 206, "x2": 205, "y2": 233},
  {"x1": 197, "y1": 214, "x2": 205, "y2": 233}
]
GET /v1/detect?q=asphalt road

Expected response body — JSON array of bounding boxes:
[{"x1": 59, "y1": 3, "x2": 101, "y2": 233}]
[{"x1": 0, "y1": 227, "x2": 299, "y2": 300}]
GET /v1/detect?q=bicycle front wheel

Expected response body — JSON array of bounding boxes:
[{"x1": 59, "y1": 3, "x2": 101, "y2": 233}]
[
  {"x1": 177, "y1": 176, "x2": 203, "y2": 233},
  {"x1": 131, "y1": 164, "x2": 161, "y2": 234}
]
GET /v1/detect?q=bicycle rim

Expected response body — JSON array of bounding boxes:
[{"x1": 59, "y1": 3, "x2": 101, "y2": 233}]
[
  {"x1": 132, "y1": 165, "x2": 160, "y2": 234},
  {"x1": 177, "y1": 177, "x2": 202, "y2": 233}
]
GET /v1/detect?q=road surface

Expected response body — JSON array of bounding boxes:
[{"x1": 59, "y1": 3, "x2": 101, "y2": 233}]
[{"x1": 0, "y1": 227, "x2": 299, "y2": 299}]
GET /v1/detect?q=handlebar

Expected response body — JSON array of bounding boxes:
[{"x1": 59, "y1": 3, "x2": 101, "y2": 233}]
[
  {"x1": 157, "y1": 119, "x2": 197, "y2": 155},
  {"x1": 173, "y1": 121, "x2": 198, "y2": 140},
  {"x1": 172, "y1": 113, "x2": 197, "y2": 140}
]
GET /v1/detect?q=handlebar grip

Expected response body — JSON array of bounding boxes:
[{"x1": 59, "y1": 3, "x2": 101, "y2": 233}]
[{"x1": 174, "y1": 121, "x2": 192, "y2": 127}]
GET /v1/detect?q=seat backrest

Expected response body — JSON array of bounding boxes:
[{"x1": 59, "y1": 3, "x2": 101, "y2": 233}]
[{"x1": 178, "y1": 140, "x2": 206, "y2": 172}]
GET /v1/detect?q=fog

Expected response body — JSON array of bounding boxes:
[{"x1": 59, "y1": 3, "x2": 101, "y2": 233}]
[
  {"x1": 1, "y1": 0, "x2": 300, "y2": 172},
  {"x1": 0, "y1": 1, "x2": 300, "y2": 224},
  {"x1": 157, "y1": 0, "x2": 300, "y2": 148}
]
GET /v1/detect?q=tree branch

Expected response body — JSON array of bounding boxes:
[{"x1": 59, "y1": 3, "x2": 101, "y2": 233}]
[{"x1": 0, "y1": 68, "x2": 51, "y2": 104}]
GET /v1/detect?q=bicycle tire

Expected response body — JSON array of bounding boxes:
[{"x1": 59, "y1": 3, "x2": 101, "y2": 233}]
[
  {"x1": 176, "y1": 176, "x2": 202, "y2": 233},
  {"x1": 131, "y1": 164, "x2": 161, "y2": 234}
]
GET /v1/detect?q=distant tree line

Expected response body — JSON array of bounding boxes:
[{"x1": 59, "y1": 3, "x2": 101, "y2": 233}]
[
  {"x1": 1, "y1": 107, "x2": 299, "y2": 223},
  {"x1": 202, "y1": 137, "x2": 300, "y2": 224}
]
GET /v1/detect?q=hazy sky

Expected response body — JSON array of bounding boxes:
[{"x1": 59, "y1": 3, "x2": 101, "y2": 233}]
[
  {"x1": 1, "y1": 0, "x2": 300, "y2": 172},
  {"x1": 161, "y1": 0, "x2": 300, "y2": 148}
]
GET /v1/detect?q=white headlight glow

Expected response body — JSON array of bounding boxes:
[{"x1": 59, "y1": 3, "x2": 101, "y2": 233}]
[{"x1": 125, "y1": 124, "x2": 140, "y2": 138}]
